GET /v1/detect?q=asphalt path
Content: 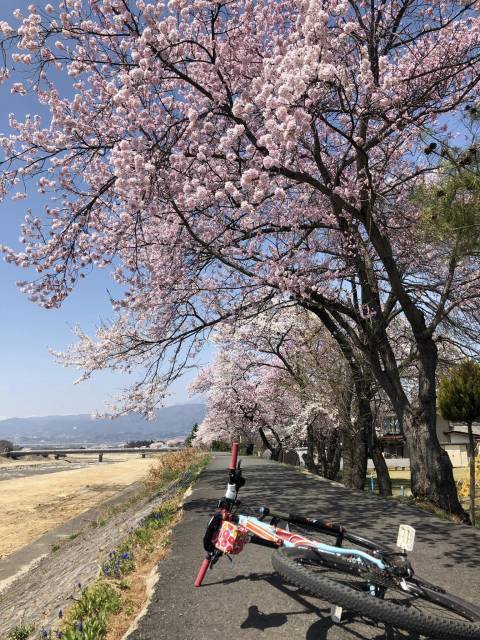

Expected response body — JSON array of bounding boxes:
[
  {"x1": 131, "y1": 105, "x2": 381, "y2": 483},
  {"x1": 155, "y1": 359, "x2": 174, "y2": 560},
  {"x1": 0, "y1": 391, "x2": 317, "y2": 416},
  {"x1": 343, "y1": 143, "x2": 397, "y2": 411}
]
[{"x1": 127, "y1": 455, "x2": 480, "y2": 640}]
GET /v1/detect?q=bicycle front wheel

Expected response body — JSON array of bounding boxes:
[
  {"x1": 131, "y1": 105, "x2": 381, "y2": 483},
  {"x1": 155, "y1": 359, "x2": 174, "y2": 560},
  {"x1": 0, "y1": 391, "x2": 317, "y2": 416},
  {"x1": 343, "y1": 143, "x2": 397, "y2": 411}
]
[{"x1": 272, "y1": 547, "x2": 480, "y2": 640}]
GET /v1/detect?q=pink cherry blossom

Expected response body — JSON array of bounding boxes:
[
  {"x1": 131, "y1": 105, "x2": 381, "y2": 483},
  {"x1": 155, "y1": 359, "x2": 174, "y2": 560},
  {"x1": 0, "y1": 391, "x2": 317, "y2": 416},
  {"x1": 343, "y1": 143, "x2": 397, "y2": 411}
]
[{"x1": 0, "y1": 0, "x2": 479, "y2": 514}]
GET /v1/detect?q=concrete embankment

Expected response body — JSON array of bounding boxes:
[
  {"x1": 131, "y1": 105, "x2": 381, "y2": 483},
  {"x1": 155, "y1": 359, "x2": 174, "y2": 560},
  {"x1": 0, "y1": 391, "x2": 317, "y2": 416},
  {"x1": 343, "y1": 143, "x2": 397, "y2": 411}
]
[{"x1": 0, "y1": 470, "x2": 195, "y2": 637}]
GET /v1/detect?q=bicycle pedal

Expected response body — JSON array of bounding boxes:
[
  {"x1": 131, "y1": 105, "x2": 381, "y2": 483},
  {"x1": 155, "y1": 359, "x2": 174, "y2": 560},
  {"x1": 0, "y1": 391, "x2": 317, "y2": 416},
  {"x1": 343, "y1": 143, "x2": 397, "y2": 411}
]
[{"x1": 330, "y1": 605, "x2": 343, "y2": 623}]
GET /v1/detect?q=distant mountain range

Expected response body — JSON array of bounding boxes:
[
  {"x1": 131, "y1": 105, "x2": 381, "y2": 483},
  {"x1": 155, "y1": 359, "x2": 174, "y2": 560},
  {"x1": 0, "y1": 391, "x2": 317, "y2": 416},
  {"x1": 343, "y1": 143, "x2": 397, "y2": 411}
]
[{"x1": 0, "y1": 403, "x2": 206, "y2": 445}]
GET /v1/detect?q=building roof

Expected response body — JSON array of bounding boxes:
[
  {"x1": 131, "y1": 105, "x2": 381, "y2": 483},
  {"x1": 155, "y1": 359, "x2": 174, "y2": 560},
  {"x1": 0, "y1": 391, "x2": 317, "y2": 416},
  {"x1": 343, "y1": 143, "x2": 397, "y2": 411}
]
[{"x1": 446, "y1": 423, "x2": 480, "y2": 438}]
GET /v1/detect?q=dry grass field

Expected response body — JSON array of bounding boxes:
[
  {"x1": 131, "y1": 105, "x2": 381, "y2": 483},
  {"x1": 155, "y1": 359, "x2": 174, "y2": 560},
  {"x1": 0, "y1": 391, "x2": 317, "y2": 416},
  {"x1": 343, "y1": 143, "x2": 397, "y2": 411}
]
[{"x1": 0, "y1": 454, "x2": 162, "y2": 559}]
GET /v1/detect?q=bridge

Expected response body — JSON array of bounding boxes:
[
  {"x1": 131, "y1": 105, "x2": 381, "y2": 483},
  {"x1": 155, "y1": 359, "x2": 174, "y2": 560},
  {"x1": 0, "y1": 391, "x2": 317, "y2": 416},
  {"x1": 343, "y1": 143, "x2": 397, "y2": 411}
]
[{"x1": 0, "y1": 448, "x2": 181, "y2": 462}]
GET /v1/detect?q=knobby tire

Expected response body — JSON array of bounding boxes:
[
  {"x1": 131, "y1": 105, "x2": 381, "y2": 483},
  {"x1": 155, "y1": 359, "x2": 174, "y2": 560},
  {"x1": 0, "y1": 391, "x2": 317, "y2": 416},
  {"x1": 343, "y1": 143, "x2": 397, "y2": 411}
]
[{"x1": 272, "y1": 547, "x2": 480, "y2": 640}]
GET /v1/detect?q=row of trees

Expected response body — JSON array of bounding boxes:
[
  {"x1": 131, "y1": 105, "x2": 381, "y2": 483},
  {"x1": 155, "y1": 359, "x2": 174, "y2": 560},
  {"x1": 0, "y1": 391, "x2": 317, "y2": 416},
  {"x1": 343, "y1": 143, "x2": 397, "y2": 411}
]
[
  {"x1": 438, "y1": 360, "x2": 480, "y2": 526},
  {"x1": 190, "y1": 306, "x2": 391, "y2": 492},
  {"x1": 191, "y1": 306, "x2": 480, "y2": 520},
  {"x1": 1, "y1": 1, "x2": 480, "y2": 520}
]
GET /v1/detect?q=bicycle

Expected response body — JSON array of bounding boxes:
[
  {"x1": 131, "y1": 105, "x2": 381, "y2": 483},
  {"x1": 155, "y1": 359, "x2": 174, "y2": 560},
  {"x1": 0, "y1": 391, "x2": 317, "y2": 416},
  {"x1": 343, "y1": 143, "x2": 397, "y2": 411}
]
[{"x1": 194, "y1": 444, "x2": 480, "y2": 639}]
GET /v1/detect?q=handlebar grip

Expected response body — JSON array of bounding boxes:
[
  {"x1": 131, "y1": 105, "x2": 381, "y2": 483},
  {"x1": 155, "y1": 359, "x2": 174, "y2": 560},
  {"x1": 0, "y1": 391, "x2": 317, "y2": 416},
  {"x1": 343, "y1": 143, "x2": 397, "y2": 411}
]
[
  {"x1": 229, "y1": 442, "x2": 239, "y2": 470},
  {"x1": 259, "y1": 506, "x2": 290, "y2": 521},
  {"x1": 194, "y1": 557, "x2": 210, "y2": 587}
]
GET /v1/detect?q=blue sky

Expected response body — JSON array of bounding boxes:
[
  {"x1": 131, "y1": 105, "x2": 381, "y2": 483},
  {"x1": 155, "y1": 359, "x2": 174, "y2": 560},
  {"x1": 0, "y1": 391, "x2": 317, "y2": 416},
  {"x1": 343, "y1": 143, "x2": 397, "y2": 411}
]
[{"x1": 0, "y1": 1, "x2": 209, "y2": 419}]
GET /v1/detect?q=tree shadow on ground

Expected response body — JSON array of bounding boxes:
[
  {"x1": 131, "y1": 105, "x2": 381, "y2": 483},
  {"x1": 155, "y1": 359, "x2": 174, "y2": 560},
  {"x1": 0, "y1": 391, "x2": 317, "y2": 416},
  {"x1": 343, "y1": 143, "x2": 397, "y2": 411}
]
[
  {"x1": 201, "y1": 569, "x2": 420, "y2": 639},
  {"x1": 188, "y1": 463, "x2": 480, "y2": 574},
  {"x1": 187, "y1": 459, "x2": 480, "y2": 638}
]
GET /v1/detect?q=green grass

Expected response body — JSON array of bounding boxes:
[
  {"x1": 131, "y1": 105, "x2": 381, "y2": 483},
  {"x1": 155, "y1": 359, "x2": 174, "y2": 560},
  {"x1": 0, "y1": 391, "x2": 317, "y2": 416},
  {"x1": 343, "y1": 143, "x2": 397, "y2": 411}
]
[
  {"x1": 61, "y1": 582, "x2": 122, "y2": 640},
  {"x1": 100, "y1": 498, "x2": 179, "y2": 581},
  {"x1": 53, "y1": 500, "x2": 180, "y2": 640},
  {"x1": 6, "y1": 625, "x2": 35, "y2": 640},
  {"x1": 63, "y1": 454, "x2": 209, "y2": 638},
  {"x1": 369, "y1": 467, "x2": 480, "y2": 525}
]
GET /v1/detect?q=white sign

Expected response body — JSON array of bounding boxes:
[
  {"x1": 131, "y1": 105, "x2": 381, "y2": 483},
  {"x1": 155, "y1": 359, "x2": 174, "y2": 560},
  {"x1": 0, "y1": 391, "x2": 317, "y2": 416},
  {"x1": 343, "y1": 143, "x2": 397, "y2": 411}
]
[
  {"x1": 397, "y1": 524, "x2": 416, "y2": 551},
  {"x1": 331, "y1": 605, "x2": 343, "y2": 623}
]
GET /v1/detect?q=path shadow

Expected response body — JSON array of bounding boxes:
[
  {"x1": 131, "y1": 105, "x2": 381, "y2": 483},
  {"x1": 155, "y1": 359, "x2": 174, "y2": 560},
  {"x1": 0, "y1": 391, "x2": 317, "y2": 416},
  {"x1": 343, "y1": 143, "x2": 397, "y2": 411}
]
[
  {"x1": 203, "y1": 568, "x2": 420, "y2": 639},
  {"x1": 240, "y1": 605, "x2": 291, "y2": 631},
  {"x1": 189, "y1": 463, "x2": 480, "y2": 572},
  {"x1": 190, "y1": 459, "x2": 479, "y2": 638}
]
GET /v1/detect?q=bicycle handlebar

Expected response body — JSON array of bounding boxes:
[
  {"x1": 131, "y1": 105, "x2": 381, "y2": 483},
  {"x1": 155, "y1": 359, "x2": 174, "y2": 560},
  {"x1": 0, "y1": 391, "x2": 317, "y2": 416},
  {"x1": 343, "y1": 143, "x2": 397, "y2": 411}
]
[
  {"x1": 229, "y1": 442, "x2": 239, "y2": 469},
  {"x1": 194, "y1": 442, "x2": 242, "y2": 587}
]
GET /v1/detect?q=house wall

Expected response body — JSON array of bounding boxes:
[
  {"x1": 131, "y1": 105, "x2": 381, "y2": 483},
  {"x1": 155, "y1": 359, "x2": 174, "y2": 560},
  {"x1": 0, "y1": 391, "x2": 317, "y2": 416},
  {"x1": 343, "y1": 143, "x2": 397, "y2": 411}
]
[
  {"x1": 435, "y1": 415, "x2": 470, "y2": 466},
  {"x1": 382, "y1": 441, "x2": 406, "y2": 458},
  {"x1": 448, "y1": 432, "x2": 472, "y2": 445},
  {"x1": 443, "y1": 443, "x2": 469, "y2": 468}
]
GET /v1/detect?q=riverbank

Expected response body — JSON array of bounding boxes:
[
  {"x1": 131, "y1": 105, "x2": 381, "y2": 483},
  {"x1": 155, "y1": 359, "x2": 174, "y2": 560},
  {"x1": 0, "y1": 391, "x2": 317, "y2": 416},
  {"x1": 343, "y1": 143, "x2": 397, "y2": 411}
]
[{"x1": 0, "y1": 454, "x2": 162, "y2": 559}]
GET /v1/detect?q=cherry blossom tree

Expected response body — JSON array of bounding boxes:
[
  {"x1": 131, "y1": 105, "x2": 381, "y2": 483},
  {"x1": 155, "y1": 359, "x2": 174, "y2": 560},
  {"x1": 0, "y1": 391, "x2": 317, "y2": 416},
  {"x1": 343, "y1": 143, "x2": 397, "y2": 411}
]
[
  {"x1": 192, "y1": 306, "x2": 391, "y2": 490},
  {"x1": 191, "y1": 344, "x2": 304, "y2": 459},
  {"x1": 1, "y1": 0, "x2": 480, "y2": 516}
]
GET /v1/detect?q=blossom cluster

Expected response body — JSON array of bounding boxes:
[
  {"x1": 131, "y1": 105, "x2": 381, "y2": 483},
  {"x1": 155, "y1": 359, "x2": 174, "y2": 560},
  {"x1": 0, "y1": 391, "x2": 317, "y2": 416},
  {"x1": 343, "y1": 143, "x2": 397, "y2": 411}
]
[{"x1": 0, "y1": 0, "x2": 479, "y2": 414}]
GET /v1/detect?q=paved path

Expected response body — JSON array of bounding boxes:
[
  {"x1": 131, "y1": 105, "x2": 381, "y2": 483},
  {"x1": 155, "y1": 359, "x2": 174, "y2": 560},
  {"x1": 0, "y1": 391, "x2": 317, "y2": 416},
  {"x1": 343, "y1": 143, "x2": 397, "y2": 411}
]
[{"x1": 127, "y1": 455, "x2": 480, "y2": 640}]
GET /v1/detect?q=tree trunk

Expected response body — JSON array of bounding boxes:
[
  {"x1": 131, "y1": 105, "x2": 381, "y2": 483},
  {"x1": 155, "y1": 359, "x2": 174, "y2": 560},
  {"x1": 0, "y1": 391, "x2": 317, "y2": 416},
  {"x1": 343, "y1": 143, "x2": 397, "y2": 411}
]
[
  {"x1": 404, "y1": 410, "x2": 468, "y2": 520},
  {"x1": 258, "y1": 426, "x2": 282, "y2": 461},
  {"x1": 364, "y1": 421, "x2": 391, "y2": 497},
  {"x1": 370, "y1": 445, "x2": 392, "y2": 496},
  {"x1": 306, "y1": 227, "x2": 465, "y2": 518},
  {"x1": 403, "y1": 339, "x2": 468, "y2": 522},
  {"x1": 356, "y1": 377, "x2": 392, "y2": 496},
  {"x1": 302, "y1": 424, "x2": 318, "y2": 473},
  {"x1": 317, "y1": 429, "x2": 342, "y2": 480},
  {"x1": 342, "y1": 426, "x2": 367, "y2": 490},
  {"x1": 468, "y1": 421, "x2": 476, "y2": 527}
]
